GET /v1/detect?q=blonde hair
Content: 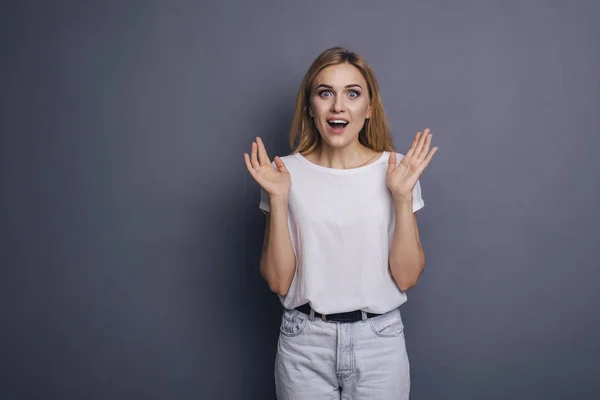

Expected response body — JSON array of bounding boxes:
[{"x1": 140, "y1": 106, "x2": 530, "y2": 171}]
[{"x1": 289, "y1": 47, "x2": 394, "y2": 154}]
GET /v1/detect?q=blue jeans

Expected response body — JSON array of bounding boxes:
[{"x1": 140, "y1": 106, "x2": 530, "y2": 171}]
[{"x1": 275, "y1": 306, "x2": 410, "y2": 399}]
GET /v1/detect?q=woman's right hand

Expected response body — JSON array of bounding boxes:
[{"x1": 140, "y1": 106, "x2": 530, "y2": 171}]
[{"x1": 244, "y1": 137, "x2": 291, "y2": 198}]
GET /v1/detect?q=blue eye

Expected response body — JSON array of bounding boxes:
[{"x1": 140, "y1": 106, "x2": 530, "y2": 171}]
[
  {"x1": 348, "y1": 90, "x2": 360, "y2": 98},
  {"x1": 319, "y1": 90, "x2": 332, "y2": 98}
]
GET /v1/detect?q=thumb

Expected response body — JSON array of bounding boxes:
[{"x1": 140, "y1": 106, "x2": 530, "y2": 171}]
[
  {"x1": 387, "y1": 152, "x2": 396, "y2": 174},
  {"x1": 274, "y1": 156, "x2": 289, "y2": 173}
]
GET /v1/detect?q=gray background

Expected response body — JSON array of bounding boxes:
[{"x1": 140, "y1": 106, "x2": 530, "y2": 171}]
[{"x1": 2, "y1": 1, "x2": 599, "y2": 399}]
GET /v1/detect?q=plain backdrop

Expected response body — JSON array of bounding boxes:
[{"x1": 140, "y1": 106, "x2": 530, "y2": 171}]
[{"x1": 2, "y1": 1, "x2": 599, "y2": 399}]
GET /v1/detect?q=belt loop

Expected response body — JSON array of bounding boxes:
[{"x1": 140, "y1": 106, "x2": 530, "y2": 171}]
[
  {"x1": 361, "y1": 311, "x2": 367, "y2": 321},
  {"x1": 309, "y1": 308, "x2": 315, "y2": 321}
]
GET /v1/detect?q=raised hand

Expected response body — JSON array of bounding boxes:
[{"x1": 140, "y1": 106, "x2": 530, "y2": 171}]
[
  {"x1": 387, "y1": 128, "x2": 438, "y2": 202},
  {"x1": 244, "y1": 137, "x2": 291, "y2": 198}
]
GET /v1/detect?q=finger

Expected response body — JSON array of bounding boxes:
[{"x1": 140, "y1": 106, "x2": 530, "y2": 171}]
[
  {"x1": 417, "y1": 146, "x2": 438, "y2": 172},
  {"x1": 423, "y1": 146, "x2": 438, "y2": 166},
  {"x1": 250, "y1": 142, "x2": 260, "y2": 169},
  {"x1": 274, "y1": 156, "x2": 288, "y2": 173},
  {"x1": 387, "y1": 151, "x2": 396, "y2": 173},
  {"x1": 417, "y1": 130, "x2": 432, "y2": 160},
  {"x1": 404, "y1": 131, "x2": 421, "y2": 159},
  {"x1": 256, "y1": 137, "x2": 271, "y2": 166},
  {"x1": 413, "y1": 129, "x2": 428, "y2": 159},
  {"x1": 244, "y1": 153, "x2": 257, "y2": 176}
]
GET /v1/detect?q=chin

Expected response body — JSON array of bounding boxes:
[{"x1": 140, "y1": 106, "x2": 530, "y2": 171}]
[
  {"x1": 323, "y1": 137, "x2": 355, "y2": 149},
  {"x1": 321, "y1": 135, "x2": 358, "y2": 149}
]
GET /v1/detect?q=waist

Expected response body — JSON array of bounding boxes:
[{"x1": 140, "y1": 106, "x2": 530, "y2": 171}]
[{"x1": 295, "y1": 303, "x2": 381, "y2": 323}]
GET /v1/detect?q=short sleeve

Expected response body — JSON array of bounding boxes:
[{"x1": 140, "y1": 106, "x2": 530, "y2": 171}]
[
  {"x1": 412, "y1": 179, "x2": 425, "y2": 213},
  {"x1": 259, "y1": 187, "x2": 270, "y2": 214}
]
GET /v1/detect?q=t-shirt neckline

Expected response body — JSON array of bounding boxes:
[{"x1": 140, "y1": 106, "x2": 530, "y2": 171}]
[{"x1": 294, "y1": 151, "x2": 388, "y2": 173}]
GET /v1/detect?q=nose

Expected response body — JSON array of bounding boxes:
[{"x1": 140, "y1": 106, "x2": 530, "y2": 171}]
[{"x1": 330, "y1": 96, "x2": 345, "y2": 113}]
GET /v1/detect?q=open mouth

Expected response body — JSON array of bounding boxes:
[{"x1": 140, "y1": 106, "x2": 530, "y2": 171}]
[{"x1": 327, "y1": 120, "x2": 349, "y2": 132}]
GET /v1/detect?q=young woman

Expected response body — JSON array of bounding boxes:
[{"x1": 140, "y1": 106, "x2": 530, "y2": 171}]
[{"x1": 244, "y1": 47, "x2": 438, "y2": 399}]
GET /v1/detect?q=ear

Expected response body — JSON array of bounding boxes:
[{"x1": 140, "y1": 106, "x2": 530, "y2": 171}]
[
  {"x1": 366, "y1": 103, "x2": 372, "y2": 119},
  {"x1": 308, "y1": 104, "x2": 314, "y2": 118}
]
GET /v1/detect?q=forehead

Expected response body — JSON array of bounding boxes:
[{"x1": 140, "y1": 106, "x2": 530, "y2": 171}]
[{"x1": 312, "y1": 63, "x2": 367, "y2": 88}]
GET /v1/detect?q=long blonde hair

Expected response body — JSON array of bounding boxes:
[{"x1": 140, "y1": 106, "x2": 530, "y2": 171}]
[{"x1": 289, "y1": 47, "x2": 395, "y2": 154}]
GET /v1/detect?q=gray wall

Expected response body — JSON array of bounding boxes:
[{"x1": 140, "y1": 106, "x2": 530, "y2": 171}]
[{"x1": 2, "y1": 1, "x2": 599, "y2": 399}]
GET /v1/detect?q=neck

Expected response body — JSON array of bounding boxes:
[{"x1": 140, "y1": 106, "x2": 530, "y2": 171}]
[{"x1": 311, "y1": 141, "x2": 379, "y2": 170}]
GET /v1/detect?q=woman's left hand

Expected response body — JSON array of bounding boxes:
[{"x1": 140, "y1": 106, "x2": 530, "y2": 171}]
[{"x1": 386, "y1": 128, "x2": 438, "y2": 202}]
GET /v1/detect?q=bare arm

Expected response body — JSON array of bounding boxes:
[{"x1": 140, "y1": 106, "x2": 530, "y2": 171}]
[
  {"x1": 389, "y1": 202, "x2": 425, "y2": 292},
  {"x1": 260, "y1": 196, "x2": 296, "y2": 296},
  {"x1": 244, "y1": 137, "x2": 296, "y2": 296},
  {"x1": 386, "y1": 129, "x2": 437, "y2": 292}
]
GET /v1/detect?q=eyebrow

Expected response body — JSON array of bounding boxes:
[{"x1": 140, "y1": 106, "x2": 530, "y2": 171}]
[{"x1": 315, "y1": 84, "x2": 363, "y2": 90}]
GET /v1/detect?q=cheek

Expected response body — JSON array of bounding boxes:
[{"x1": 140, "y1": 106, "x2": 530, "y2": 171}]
[
  {"x1": 351, "y1": 101, "x2": 371, "y2": 117},
  {"x1": 310, "y1": 100, "x2": 329, "y2": 119}
]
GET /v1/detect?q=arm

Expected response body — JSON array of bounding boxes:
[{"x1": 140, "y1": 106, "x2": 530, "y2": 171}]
[
  {"x1": 386, "y1": 129, "x2": 438, "y2": 292},
  {"x1": 389, "y1": 201, "x2": 425, "y2": 292},
  {"x1": 244, "y1": 137, "x2": 296, "y2": 296},
  {"x1": 260, "y1": 195, "x2": 296, "y2": 296}
]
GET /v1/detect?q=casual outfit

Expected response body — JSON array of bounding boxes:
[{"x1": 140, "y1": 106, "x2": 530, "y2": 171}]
[{"x1": 259, "y1": 151, "x2": 424, "y2": 399}]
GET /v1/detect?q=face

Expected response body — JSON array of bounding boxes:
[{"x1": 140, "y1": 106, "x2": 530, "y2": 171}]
[{"x1": 309, "y1": 63, "x2": 372, "y2": 149}]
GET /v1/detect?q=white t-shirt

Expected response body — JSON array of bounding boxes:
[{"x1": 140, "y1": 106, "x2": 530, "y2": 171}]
[{"x1": 259, "y1": 151, "x2": 424, "y2": 314}]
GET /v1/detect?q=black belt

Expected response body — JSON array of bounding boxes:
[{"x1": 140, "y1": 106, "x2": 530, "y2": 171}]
[{"x1": 295, "y1": 303, "x2": 380, "y2": 323}]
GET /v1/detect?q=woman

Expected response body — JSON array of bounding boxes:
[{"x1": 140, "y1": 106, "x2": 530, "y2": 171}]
[{"x1": 244, "y1": 47, "x2": 437, "y2": 399}]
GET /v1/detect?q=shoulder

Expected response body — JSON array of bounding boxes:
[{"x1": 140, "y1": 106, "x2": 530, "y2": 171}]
[
  {"x1": 278, "y1": 153, "x2": 298, "y2": 163},
  {"x1": 268, "y1": 153, "x2": 302, "y2": 172},
  {"x1": 385, "y1": 151, "x2": 406, "y2": 167},
  {"x1": 274, "y1": 153, "x2": 302, "y2": 166}
]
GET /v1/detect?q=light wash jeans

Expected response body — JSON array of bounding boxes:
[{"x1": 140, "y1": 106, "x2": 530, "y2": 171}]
[{"x1": 275, "y1": 306, "x2": 410, "y2": 399}]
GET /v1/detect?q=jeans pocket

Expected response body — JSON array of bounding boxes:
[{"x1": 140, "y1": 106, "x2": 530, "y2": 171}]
[
  {"x1": 368, "y1": 308, "x2": 404, "y2": 338},
  {"x1": 279, "y1": 309, "x2": 309, "y2": 337}
]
